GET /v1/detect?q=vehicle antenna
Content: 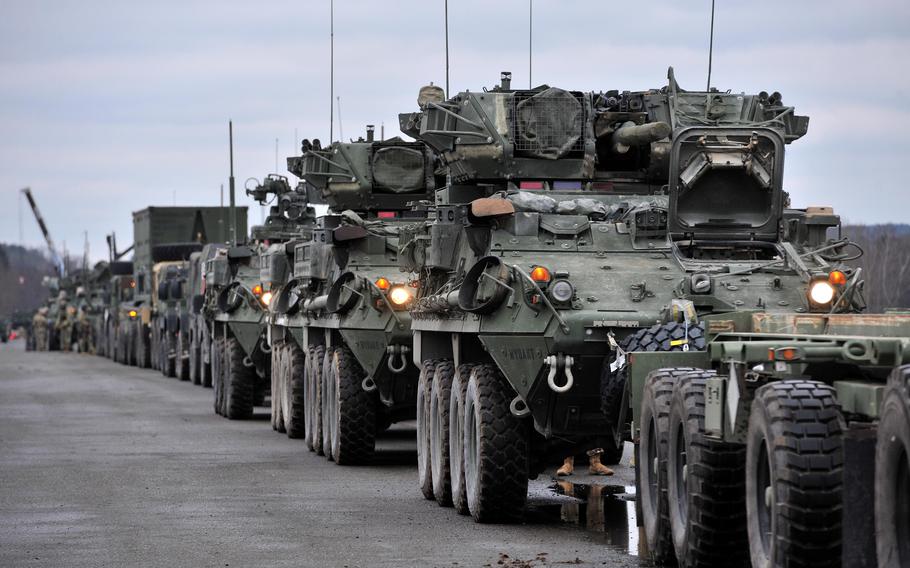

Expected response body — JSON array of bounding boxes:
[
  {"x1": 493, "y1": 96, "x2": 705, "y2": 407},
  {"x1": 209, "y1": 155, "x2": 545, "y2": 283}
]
[
  {"x1": 329, "y1": 0, "x2": 335, "y2": 144},
  {"x1": 528, "y1": 0, "x2": 532, "y2": 89},
  {"x1": 445, "y1": 0, "x2": 450, "y2": 96},
  {"x1": 228, "y1": 120, "x2": 237, "y2": 246},
  {"x1": 706, "y1": 0, "x2": 715, "y2": 91}
]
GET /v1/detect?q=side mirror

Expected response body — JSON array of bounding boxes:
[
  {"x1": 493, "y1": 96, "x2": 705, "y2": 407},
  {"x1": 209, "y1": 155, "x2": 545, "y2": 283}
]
[
  {"x1": 191, "y1": 294, "x2": 205, "y2": 314},
  {"x1": 157, "y1": 281, "x2": 169, "y2": 301}
]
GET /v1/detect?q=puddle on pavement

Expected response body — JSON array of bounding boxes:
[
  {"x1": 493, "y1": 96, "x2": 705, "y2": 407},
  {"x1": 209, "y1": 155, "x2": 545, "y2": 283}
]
[{"x1": 526, "y1": 479, "x2": 653, "y2": 565}]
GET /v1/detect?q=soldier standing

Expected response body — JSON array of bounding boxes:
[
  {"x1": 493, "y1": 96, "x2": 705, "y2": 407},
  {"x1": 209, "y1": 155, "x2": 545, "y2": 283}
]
[
  {"x1": 57, "y1": 303, "x2": 75, "y2": 353},
  {"x1": 32, "y1": 307, "x2": 49, "y2": 351}
]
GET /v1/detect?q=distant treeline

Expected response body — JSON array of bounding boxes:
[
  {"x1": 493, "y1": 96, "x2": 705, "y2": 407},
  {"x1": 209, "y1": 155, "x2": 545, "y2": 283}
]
[
  {"x1": 0, "y1": 244, "x2": 58, "y2": 322},
  {"x1": 1, "y1": 224, "x2": 908, "y2": 320},
  {"x1": 843, "y1": 224, "x2": 910, "y2": 312}
]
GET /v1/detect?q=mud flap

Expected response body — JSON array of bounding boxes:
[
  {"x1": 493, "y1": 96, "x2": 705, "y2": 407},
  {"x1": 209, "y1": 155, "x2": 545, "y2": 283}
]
[{"x1": 842, "y1": 424, "x2": 877, "y2": 567}]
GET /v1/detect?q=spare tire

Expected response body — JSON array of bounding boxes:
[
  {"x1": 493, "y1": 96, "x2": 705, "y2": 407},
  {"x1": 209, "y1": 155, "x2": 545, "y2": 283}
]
[
  {"x1": 458, "y1": 256, "x2": 511, "y2": 315},
  {"x1": 152, "y1": 243, "x2": 203, "y2": 263}
]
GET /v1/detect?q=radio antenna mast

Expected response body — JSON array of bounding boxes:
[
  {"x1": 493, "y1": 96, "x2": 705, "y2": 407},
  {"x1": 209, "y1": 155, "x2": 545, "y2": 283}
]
[
  {"x1": 228, "y1": 120, "x2": 237, "y2": 246},
  {"x1": 529, "y1": 0, "x2": 533, "y2": 88},
  {"x1": 445, "y1": 0, "x2": 450, "y2": 96},
  {"x1": 706, "y1": 0, "x2": 715, "y2": 91},
  {"x1": 329, "y1": 0, "x2": 335, "y2": 144}
]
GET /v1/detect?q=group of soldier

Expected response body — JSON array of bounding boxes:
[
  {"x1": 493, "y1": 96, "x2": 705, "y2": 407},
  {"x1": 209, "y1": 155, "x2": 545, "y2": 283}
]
[{"x1": 30, "y1": 287, "x2": 97, "y2": 354}]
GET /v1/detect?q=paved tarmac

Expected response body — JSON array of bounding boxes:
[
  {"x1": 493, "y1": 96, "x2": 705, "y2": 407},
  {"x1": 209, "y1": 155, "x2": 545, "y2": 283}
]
[{"x1": 0, "y1": 340, "x2": 649, "y2": 567}]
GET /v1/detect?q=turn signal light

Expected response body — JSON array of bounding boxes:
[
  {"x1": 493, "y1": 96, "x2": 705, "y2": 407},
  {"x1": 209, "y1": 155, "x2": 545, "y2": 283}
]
[
  {"x1": 128, "y1": 310, "x2": 138, "y2": 318},
  {"x1": 828, "y1": 270, "x2": 847, "y2": 286},
  {"x1": 375, "y1": 277, "x2": 391, "y2": 291},
  {"x1": 252, "y1": 284, "x2": 263, "y2": 297},
  {"x1": 530, "y1": 266, "x2": 551, "y2": 283}
]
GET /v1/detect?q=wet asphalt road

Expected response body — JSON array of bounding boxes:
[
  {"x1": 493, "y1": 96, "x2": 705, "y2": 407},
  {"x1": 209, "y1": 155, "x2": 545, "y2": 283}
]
[{"x1": 0, "y1": 340, "x2": 649, "y2": 567}]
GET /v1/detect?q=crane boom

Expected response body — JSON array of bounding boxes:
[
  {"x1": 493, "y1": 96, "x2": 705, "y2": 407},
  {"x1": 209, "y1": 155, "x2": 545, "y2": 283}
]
[{"x1": 21, "y1": 187, "x2": 64, "y2": 276}]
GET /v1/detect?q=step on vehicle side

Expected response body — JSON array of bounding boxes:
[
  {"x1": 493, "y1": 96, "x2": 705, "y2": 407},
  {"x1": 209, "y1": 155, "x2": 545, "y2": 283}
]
[
  {"x1": 205, "y1": 176, "x2": 316, "y2": 420},
  {"x1": 396, "y1": 70, "x2": 862, "y2": 523},
  {"x1": 271, "y1": 128, "x2": 436, "y2": 464}
]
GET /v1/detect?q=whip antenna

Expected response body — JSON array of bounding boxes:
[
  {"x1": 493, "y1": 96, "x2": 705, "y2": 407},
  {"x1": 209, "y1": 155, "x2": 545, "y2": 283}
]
[
  {"x1": 445, "y1": 0, "x2": 450, "y2": 96},
  {"x1": 706, "y1": 0, "x2": 715, "y2": 91},
  {"x1": 329, "y1": 0, "x2": 334, "y2": 142},
  {"x1": 228, "y1": 120, "x2": 236, "y2": 246},
  {"x1": 529, "y1": 0, "x2": 533, "y2": 88}
]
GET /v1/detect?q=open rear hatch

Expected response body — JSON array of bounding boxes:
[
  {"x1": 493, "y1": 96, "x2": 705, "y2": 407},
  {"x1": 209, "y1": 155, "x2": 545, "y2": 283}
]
[{"x1": 669, "y1": 127, "x2": 785, "y2": 243}]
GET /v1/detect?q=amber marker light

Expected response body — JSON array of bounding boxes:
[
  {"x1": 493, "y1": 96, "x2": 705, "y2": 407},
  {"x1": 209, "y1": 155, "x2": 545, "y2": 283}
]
[
  {"x1": 829, "y1": 270, "x2": 847, "y2": 286},
  {"x1": 375, "y1": 277, "x2": 391, "y2": 291},
  {"x1": 530, "y1": 266, "x2": 551, "y2": 283},
  {"x1": 128, "y1": 310, "x2": 138, "y2": 318},
  {"x1": 252, "y1": 284, "x2": 263, "y2": 297}
]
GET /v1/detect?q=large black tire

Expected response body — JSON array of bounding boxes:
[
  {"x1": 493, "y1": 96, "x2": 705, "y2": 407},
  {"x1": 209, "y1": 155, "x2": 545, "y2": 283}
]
[
  {"x1": 270, "y1": 341, "x2": 284, "y2": 432},
  {"x1": 329, "y1": 347, "x2": 375, "y2": 465},
  {"x1": 876, "y1": 365, "x2": 910, "y2": 568},
  {"x1": 189, "y1": 327, "x2": 201, "y2": 385},
  {"x1": 464, "y1": 364, "x2": 528, "y2": 523},
  {"x1": 223, "y1": 337, "x2": 255, "y2": 420},
  {"x1": 602, "y1": 322, "x2": 707, "y2": 460},
  {"x1": 321, "y1": 348, "x2": 337, "y2": 461},
  {"x1": 162, "y1": 332, "x2": 177, "y2": 378},
  {"x1": 746, "y1": 380, "x2": 844, "y2": 568},
  {"x1": 639, "y1": 368, "x2": 693, "y2": 565},
  {"x1": 138, "y1": 324, "x2": 151, "y2": 369},
  {"x1": 667, "y1": 370, "x2": 748, "y2": 567},
  {"x1": 417, "y1": 359, "x2": 442, "y2": 500},
  {"x1": 305, "y1": 345, "x2": 325, "y2": 454},
  {"x1": 449, "y1": 363, "x2": 475, "y2": 516},
  {"x1": 212, "y1": 336, "x2": 224, "y2": 415},
  {"x1": 431, "y1": 360, "x2": 455, "y2": 506},
  {"x1": 285, "y1": 343, "x2": 307, "y2": 439},
  {"x1": 176, "y1": 331, "x2": 190, "y2": 381}
]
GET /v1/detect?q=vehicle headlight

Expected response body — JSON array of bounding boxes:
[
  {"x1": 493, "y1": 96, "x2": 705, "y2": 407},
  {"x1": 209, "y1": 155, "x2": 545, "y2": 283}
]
[
  {"x1": 260, "y1": 291, "x2": 273, "y2": 306},
  {"x1": 549, "y1": 279, "x2": 574, "y2": 303},
  {"x1": 808, "y1": 280, "x2": 835, "y2": 306},
  {"x1": 388, "y1": 286, "x2": 412, "y2": 306}
]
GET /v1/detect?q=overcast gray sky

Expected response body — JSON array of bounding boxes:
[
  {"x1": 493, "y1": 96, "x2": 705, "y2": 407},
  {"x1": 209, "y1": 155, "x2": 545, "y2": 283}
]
[{"x1": 2, "y1": 0, "x2": 908, "y2": 261}]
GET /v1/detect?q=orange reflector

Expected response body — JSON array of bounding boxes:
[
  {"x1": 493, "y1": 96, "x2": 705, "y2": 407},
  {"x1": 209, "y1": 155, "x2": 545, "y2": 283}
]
[
  {"x1": 829, "y1": 270, "x2": 847, "y2": 286},
  {"x1": 252, "y1": 284, "x2": 263, "y2": 297},
  {"x1": 767, "y1": 348, "x2": 775, "y2": 361},
  {"x1": 375, "y1": 277, "x2": 391, "y2": 291},
  {"x1": 781, "y1": 348, "x2": 797, "y2": 361},
  {"x1": 530, "y1": 266, "x2": 551, "y2": 283}
]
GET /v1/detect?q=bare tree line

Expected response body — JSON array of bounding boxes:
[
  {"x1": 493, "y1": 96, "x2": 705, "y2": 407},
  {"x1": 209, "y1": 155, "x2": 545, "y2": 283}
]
[{"x1": 843, "y1": 224, "x2": 910, "y2": 312}]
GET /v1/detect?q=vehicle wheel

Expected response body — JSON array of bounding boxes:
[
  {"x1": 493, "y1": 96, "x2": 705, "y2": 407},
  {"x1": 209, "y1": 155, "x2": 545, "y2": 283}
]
[
  {"x1": 746, "y1": 380, "x2": 844, "y2": 567},
  {"x1": 176, "y1": 332, "x2": 190, "y2": 381},
  {"x1": 321, "y1": 348, "x2": 337, "y2": 461},
  {"x1": 667, "y1": 370, "x2": 748, "y2": 567},
  {"x1": 464, "y1": 363, "x2": 528, "y2": 523},
  {"x1": 270, "y1": 340, "x2": 284, "y2": 431},
  {"x1": 601, "y1": 322, "x2": 707, "y2": 456},
  {"x1": 417, "y1": 359, "x2": 442, "y2": 500},
  {"x1": 431, "y1": 360, "x2": 455, "y2": 506},
  {"x1": 151, "y1": 327, "x2": 159, "y2": 370},
  {"x1": 285, "y1": 343, "x2": 307, "y2": 439},
  {"x1": 189, "y1": 329, "x2": 201, "y2": 385},
  {"x1": 223, "y1": 336, "x2": 255, "y2": 420},
  {"x1": 305, "y1": 345, "x2": 326, "y2": 454},
  {"x1": 163, "y1": 332, "x2": 177, "y2": 378},
  {"x1": 449, "y1": 363, "x2": 475, "y2": 516},
  {"x1": 639, "y1": 368, "x2": 693, "y2": 565},
  {"x1": 212, "y1": 336, "x2": 224, "y2": 415},
  {"x1": 876, "y1": 365, "x2": 910, "y2": 568},
  {"x1": 276, "y1": 343, "x2": 289, "y2": 433},
  {"x1": 329, "y1": 346, "x2": 375, "y2": 465},
  {"x1": 136, "y1": 325, "x2": 147, "y2": 368}
]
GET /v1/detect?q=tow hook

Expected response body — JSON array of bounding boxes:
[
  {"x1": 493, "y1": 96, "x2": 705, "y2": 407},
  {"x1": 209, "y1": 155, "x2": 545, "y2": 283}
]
[
  {"x1": 386, "y1": 344, "x2": 410, "y2": 374},
  {"x1": 361, "y1": 376, "x2": 378, "y2": 393},
  {"x1": 242, "y1": 355, "x2": 255, "y2": 368},
  {"x1": 510, "y1": 395, "x2": 531, "y2": 418},
  {"x1": 544, "y1": 353, "x2": 575, "y2": 393}
]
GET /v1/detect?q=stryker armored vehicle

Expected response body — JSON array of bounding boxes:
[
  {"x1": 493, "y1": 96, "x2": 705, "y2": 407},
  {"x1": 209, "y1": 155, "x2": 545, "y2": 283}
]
[
  {"x1": 117, "y1": 207, "x2": 246, "y2": 371},
  {"x1": 206, "y1": 175, "x2": 317, "y2": 420},
  {"x1": 151, "y1": 260, "x2": 191, "y2": 378},
  {"x1": 395, "y1": 70, "x2": 862, "y2": 522},
  {"x1": 268, "y1": 127, "x2": 434, "y2": 463}
]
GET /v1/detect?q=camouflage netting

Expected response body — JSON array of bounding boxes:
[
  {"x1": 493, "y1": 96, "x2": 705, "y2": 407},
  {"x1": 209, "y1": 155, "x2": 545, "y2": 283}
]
[
  {"x1": 515, "y1": 87, "x2": 583, "y2": 159},
  {"x1": 372, "y1": 146, "x2": 425, "y2": 193}
]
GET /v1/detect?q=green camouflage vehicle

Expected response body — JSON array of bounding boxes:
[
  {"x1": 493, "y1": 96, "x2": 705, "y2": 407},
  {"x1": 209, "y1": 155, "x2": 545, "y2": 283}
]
[
  {"x1": 206, "y1": 175, "x2": 316, "y2": 420},
  {"x1": 118, "y1": 207, "x2": 246, "y2": 371},
  {"x1": 186, "y1": 244, "x2": 225, "y2": 386},
  {"x1": 627, "y1": 311, "x2": 909, "y2": 568},
  {"x1": 395, "y1": 70, "x2": 863, "y2": 521},
  {"x1": 269, "y1": 129, "x2": 435, "y2": 464}
]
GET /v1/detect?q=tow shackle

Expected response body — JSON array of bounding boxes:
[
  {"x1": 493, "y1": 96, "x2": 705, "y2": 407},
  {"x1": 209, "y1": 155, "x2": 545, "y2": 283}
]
[
  {"x1": 386, "y1": 344, "x2": 410, "y2": 374},
  {"x1": 544, "y1": 353, "x2": 575, "y2": 394}
]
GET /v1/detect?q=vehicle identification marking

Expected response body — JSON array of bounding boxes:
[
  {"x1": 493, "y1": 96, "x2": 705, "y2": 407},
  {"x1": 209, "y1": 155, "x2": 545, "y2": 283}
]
[{"x1": 591, "y1": 320, "x2": 640, "y2": 328}]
